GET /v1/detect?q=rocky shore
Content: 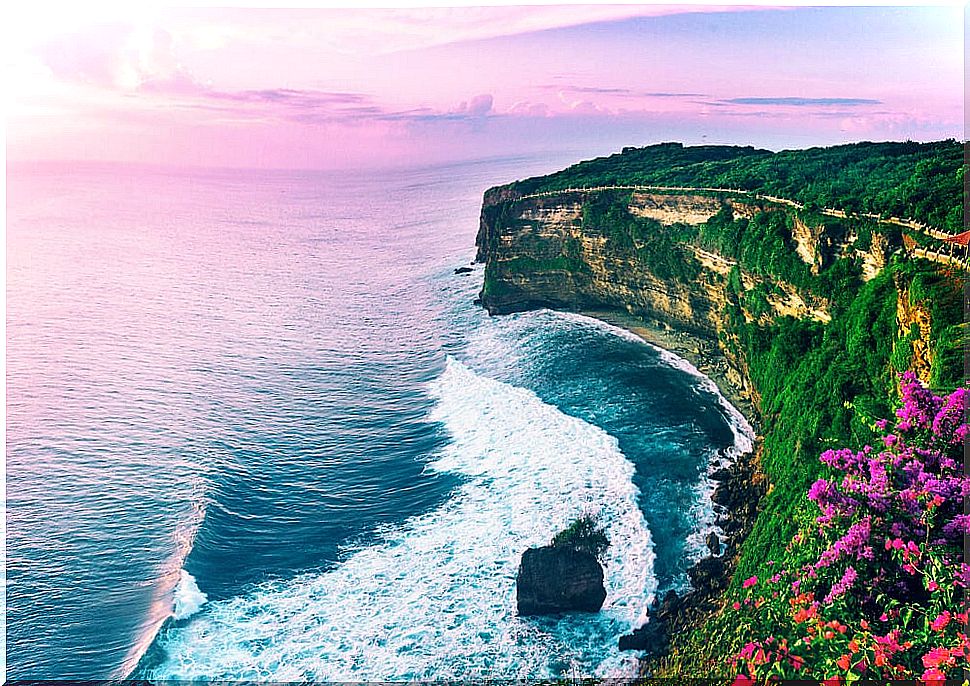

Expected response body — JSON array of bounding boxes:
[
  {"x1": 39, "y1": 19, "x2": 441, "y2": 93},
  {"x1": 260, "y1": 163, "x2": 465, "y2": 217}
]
[
  {"x1": 617, "y1": 443, "x2": 766, "y2": 665},
  {"x1": 576, "y1": 309, "x2": 767, "y2": 670}
]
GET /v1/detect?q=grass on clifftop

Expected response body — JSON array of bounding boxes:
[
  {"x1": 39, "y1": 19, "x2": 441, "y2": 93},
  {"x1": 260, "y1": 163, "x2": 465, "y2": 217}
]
[{"x1": 507, "y1": 140, "x2": 964, "y2": 232}]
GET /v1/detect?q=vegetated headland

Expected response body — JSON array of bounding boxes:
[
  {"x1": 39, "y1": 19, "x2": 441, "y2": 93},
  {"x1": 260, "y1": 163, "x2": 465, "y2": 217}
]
[{"x1": 474, "y1": 140, "x2": 968, "y2": 680}]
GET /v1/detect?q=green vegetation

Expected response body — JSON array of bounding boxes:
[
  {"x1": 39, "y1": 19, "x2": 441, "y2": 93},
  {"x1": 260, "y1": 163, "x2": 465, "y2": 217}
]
[
  {"x1": 660, "y1": 375, "x2": 968, "y2": 680},
  {"x1": 481, "y1": 139, "x2": 968, "y2": 677},
  {"x1": 580, "y1": 190, "x2": 701, "y2": 283},
  {"x1": 729, "y1": 268, "x2": 900, "y2": 584},
  {"x1": 551, "y1": 514, "x2": 610, "y2": 560},
  {"x1": 509, "y1": 140, "x2": 964, "y2": 231}
]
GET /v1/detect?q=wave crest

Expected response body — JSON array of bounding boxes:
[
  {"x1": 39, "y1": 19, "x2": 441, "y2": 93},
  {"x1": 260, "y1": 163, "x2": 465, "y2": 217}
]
[{"x1": 144, "y1": 357, "x2": 653, "y2": 681}]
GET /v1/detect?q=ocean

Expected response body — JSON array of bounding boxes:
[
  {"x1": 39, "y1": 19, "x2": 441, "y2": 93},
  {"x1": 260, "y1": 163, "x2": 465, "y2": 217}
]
[{"x1": 6, "y1": 157, "x2": 752, "y2": 680}]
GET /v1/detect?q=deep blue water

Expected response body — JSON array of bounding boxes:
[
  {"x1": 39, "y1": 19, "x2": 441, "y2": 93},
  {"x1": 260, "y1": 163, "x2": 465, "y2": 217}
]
[{"x1": 6, "y1": 158, "x2": 750, "y2": 680}]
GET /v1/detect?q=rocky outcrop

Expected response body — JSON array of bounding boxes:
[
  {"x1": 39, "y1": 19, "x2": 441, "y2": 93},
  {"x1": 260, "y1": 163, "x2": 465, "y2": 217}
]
[
  {"x1": 628, "y1": 192, "x2": 722, "y2": 225},
  {"x1": 790, "y1": 216, "x2": 823, "y2": 273},
  {"x1": 619, "y1": 442, "x2": 766, "y2": 656},
  {"x1": 858, "y1": 231, "x2": 891, "y2": 282},
  {"x1": 627, "y1": 193, "x2": 767, "y2": 226},
  {"x1": 516, "y1": 546, "x2": 607, "y2": 615},
  {"x1": 475, "y1": 191, "x2": 833, "y2": 408}
]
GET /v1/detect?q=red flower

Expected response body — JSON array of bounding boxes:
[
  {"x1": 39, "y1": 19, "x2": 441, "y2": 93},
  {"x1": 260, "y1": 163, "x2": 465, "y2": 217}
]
[
  {"x1": 742, "y1": 575, "x2": 758, "y2": 589},
  {"x1": 732, "y1": 674, "x2": 754, "y2": 686}
]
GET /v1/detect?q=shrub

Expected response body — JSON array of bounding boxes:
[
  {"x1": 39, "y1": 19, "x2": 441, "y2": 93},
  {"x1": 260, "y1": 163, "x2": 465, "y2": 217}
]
[
  {"x1": 725, "y1": 373, "x2": 969, "y2": 681},
  {"x1": 551, "y1": 514, "x2": 610, "y2": 560}
]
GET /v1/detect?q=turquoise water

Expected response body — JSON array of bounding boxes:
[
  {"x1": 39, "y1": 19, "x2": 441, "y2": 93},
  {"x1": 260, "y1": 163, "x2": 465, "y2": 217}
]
[{"x1": 6, "y1": 158, "x2": 751, "y2": 680}]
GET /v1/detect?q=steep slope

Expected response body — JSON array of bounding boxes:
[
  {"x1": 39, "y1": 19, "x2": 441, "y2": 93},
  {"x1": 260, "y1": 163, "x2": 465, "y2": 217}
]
[{"x1": 474, "y1": 141, "x2": 966, "y2": 676}]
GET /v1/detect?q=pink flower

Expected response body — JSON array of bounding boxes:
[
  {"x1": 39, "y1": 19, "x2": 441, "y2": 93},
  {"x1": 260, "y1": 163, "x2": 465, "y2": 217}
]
[
  {"x1": 930, "y1": 611, "x2": 951, "y2": 632},
  {"x1": 732, "y1": 601, "x2": 741, "y2": 611},
  {"x1": 742, "y1": 575, "x2": 758, "y2": 589},
  {"x1": 731, "y1": 674, "x2": 754, "y2": 686},
  {"x1": 922, "y1": 647, "x2": 953, "y2": 669}
]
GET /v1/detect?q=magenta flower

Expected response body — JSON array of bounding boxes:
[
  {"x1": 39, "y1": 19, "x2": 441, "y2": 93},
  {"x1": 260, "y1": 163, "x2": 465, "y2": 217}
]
[{"x1": 930, "y1": 611, "x2": 951, "y2": 632}]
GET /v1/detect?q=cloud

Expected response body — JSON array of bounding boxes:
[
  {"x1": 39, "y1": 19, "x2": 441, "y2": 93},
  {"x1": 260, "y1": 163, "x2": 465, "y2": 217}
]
[
  {"x1": 38, "y1": 23, "x2": 136, "y2": 87},
  {"x1": 541, "y1": 85, "x2": 708, "y2": 99},
  {"x1": 644, "y1": 92, "x2": 708, "y2": 98},
  {"x1": 507, "y1": 101, "x2": 551, "y2": 117},
  {"x1": 722, "y1": 97, "x2": 882, "y2": 107},
  {"x1": 455, "y1": 93, "x2": 493, "y2": 117}
]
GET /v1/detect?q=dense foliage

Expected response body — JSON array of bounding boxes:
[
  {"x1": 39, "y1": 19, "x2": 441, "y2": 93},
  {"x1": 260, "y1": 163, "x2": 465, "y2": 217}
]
[
  {"x1": 509, "y1": 140, "x2": 964, "y2": 232},
  {"x1": 723, "y1": 375, "x2": 968, "y2": 681},
  {"x1": 551, "y1": 514, "x2": 610, "y2": 560},
  {"x1": 483, "y1": 139, "x2": 967, "y2": 678},
  {"x1": 698, "y1": 206, "x2": 861, "y2": 299},
  {"x1": 727, "y1": 268, "x2": 901, "y2": 582}
]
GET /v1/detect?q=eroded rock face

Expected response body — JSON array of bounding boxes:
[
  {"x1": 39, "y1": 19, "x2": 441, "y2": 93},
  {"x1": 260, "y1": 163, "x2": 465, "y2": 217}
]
[
  {"x1": 475, "y1": 192, "x2": 834, "y2": 410},
  {"x1": 516, "y1": 546, "x2": 606, "y2": 616}
]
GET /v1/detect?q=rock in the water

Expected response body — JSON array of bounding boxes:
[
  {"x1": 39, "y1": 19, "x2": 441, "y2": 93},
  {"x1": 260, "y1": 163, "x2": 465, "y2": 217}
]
[
  {"x1": 454, "y1": 266, "x2": 474, "y2": 274},
  {"x1": 687, "y1": 555, "x2": 727, "y2": 594},
  {"x1": 706, "y1": 531, "x2": 721, "y2": 555},
  {"x1": 618, "y1": 619, "x2": 665, "y2": 651},
  {"x1": 516, "y1": 546, "x2": 606, "y2": 615},
  {"x1": 619, "y1": 590, "x2": 680, "y2": 653}
]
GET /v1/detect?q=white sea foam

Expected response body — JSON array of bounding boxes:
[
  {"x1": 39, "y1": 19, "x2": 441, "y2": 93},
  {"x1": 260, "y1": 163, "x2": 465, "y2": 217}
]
[
  {"x1": 173, "y1": 570, "x2": 208, "y2": 620},
  {"x1": 148, "y1": 357, "x2": 654, "y2": 681},
  {"x1": 543, "y1": 310, "x2": 755, "y2": 577}
]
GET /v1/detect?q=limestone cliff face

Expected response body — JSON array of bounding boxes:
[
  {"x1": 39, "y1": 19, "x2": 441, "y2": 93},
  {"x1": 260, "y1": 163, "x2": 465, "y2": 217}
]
[
  {"x1": 788, "y1": 215, "x2": 891, "y2": 282},
  {"x1": 476, "y1": 191, "x2": 832, "y2": 407},
  {"x1": 627, "y1": 192, "x2": 769, "y2": 227},
  {"x1": 894, "y1": 275, "x2": 934, "y2": 383},
  {"x1": 479, "y1": 193, "x2": 725, "y2": 336},
  {"x1": 790, "y1": 217, "x2": 823, "y2": 273}
]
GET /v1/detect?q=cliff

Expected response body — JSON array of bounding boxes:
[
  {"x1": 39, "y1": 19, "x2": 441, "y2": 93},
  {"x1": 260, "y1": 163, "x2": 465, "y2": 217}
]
[
  {"x1": 476, "y1": 188, "x2": 840, "y2": 409},
  {"x1": 472, "y1": 141, "x2": 966, "y2": 675}
]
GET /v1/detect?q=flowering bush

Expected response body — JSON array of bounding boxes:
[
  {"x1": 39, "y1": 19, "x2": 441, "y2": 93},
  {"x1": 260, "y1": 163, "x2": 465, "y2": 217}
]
[{"x1": 727, "y1": 373, "x2": 969, "y2": 680}]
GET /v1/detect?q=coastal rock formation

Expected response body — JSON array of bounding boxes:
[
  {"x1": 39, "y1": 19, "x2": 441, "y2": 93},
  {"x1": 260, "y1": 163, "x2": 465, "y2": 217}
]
[
  {"x1": 516, "y1": 546, "x2": 606, "y2": 615},
  {"x1": 705, "y1": 531, "x2": 721, "y2": 556},
  {"x1": 618, "y1": 590, "x2": 679, "y2": 654},
  {"x1": 475, "y1": 142, "x2": 964, "y2": 676},
  {"x1": 895, "y1": 273, "x2": 934, "y2": 383},
  {"x1": 475, "y1": 190, "x2": 839, "y2": 409}
]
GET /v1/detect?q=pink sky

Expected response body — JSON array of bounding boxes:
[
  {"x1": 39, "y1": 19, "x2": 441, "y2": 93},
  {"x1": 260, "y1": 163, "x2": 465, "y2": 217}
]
[{"x1": 6, "y1": 4, "x2": 965, "y2": 169}]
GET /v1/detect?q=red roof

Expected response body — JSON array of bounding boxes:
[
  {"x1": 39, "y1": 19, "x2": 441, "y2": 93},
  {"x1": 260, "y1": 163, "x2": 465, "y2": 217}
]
[{"x1": 943, "y1": 230, "x2": 970, "y2": 246}]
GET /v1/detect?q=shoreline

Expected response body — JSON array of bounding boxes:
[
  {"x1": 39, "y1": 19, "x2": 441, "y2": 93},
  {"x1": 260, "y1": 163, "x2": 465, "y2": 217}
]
[
  {"x1": 574, "y1": 308, "x2": 767, "y2": 669},
  {"x1": 578, "y1": 309, "x2": 760, "y2": 432}
]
